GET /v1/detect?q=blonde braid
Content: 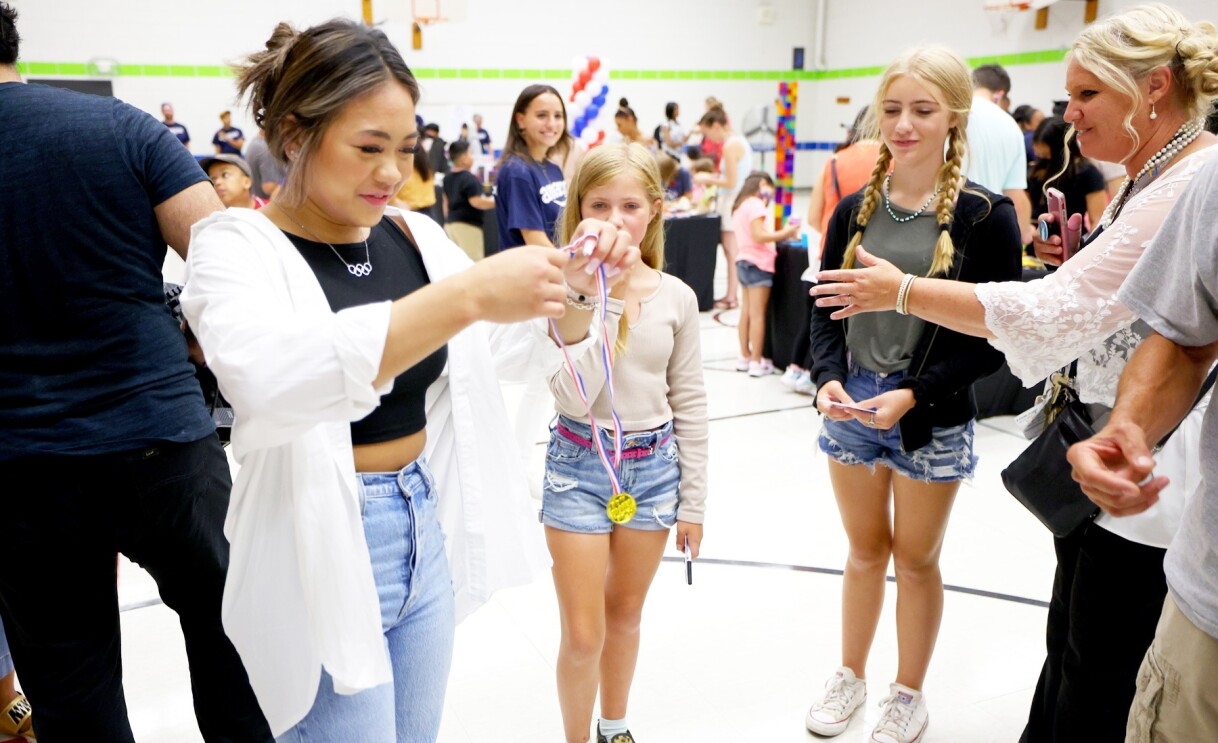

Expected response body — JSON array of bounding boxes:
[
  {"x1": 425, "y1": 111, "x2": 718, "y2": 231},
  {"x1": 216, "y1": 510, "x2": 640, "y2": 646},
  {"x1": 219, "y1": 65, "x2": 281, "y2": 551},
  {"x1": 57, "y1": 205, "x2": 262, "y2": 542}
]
[
  {"x1": 842, "y1": 145, "x2": 892, "y2": 269},
  {"x1": 929, "y1": 128, "x2": 966, "y2": 276}
]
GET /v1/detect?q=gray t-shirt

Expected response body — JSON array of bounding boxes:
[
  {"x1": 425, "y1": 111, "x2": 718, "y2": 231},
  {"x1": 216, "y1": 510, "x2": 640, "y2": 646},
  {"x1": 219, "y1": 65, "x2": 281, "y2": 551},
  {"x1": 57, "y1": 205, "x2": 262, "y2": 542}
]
[
  {"x1": 1119, "y1": 153, "x2": 1218, "y2": 640},
  {"x1": 845, "y1": 202, "x2": 935, "y2": 373},
  {"x1": 244, "y1": 134, "x2": 286, "y2": 200}
]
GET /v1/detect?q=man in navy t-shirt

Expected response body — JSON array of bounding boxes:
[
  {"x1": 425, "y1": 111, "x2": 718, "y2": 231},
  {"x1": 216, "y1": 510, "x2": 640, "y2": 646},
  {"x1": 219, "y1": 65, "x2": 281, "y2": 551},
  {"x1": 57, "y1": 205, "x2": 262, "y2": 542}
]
[
  {"x1": 161, "y1": 101, "x2": 190, "y2": 148},
  {"x1": 212, "y1": 109, "x2": 245, "y2": 155},
  {"x1": 0, "y1": 5, "x2": 271, "y2": 739},
  {"x1": 474, "y1": 112, "x2": 492, "y2": 155}
]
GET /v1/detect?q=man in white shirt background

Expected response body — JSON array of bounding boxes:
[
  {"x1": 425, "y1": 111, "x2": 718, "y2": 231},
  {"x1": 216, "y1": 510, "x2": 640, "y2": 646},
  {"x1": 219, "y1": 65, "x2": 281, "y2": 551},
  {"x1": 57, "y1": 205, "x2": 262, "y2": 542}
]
[{"x1": 968, "y1": 63, "x2": 1034, "y2": 246}]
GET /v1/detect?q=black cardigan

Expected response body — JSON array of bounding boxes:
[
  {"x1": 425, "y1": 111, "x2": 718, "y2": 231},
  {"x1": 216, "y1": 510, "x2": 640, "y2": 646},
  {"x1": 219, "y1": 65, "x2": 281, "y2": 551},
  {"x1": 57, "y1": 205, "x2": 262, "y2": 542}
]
[{"x1": 810, "y1": 183, "x2": 1024, "y2": 452}]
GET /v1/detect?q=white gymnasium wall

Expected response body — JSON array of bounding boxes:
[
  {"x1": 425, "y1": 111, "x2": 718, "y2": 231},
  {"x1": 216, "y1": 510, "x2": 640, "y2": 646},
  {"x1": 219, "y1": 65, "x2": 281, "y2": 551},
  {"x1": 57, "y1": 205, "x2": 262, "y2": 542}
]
[{"x1": 10, "y1": 0, "x2": 1216, "y2": 186}]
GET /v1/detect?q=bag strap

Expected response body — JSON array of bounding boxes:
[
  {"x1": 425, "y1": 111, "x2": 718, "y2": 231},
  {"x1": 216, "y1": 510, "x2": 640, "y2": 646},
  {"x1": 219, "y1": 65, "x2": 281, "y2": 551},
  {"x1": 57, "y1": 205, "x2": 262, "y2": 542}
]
[
  {"x1": 1155, "y1": 363, "x2": 1218, "y2": 450},
  {"x1": 830, "y1": 157, "x2": 841, "y2": 199}
]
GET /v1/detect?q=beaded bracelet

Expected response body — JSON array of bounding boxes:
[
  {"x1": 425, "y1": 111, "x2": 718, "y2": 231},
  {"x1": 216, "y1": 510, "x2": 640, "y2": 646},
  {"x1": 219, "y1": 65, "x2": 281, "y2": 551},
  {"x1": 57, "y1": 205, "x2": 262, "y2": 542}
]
[
  {"x1": 565, "y1": 285, "x2": 599, "y2": 311},
  {"x1": 895, "y1": 273, "x2": 917, "y2": 316}
]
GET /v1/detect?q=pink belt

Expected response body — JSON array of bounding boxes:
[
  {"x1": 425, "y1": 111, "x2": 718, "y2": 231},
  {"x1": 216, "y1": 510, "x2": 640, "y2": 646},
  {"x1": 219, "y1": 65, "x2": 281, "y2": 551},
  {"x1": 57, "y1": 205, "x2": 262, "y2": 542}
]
[{"x1": 556, "y1": 423, "x2": 671, "y2": 460}]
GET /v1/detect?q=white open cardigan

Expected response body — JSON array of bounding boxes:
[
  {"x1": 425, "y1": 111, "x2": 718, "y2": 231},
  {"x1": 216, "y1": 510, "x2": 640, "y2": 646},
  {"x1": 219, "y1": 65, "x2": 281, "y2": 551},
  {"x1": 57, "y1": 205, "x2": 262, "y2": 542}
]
[{"x1": 181, "y1": 207, "x2": 575, "y2": 735}]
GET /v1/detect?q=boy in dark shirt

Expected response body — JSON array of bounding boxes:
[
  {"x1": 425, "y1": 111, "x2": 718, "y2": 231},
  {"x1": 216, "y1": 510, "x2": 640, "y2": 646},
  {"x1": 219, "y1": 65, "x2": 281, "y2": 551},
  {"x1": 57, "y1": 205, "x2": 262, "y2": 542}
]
[{"x1": 443, "y1": 140, "x2": 495, "y2": 261}]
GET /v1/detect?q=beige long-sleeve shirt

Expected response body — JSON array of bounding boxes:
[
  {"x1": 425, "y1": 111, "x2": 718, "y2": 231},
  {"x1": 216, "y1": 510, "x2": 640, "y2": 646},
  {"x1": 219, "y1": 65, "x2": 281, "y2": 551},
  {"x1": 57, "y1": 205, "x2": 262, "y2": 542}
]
[{"x1": 549, "y1": 272, "x2": 709, "y2": 523}]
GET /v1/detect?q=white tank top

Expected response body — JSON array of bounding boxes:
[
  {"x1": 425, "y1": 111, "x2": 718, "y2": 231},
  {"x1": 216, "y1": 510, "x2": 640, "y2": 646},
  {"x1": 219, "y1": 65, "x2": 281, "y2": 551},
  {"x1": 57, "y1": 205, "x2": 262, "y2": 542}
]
[{"x1": 724, "y1": 134, "x2": 754, "y2": 191}]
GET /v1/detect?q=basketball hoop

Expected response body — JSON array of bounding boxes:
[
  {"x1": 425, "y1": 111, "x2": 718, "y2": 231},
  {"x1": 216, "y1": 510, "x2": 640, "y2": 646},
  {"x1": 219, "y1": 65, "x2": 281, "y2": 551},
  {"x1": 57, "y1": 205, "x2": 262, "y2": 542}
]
[
  {"x1": 412, "y1": 0, "x2": 451, "y2": 25},
  {"x1": 983, "y1": 0, "x2": 1030, "y2": 34}
]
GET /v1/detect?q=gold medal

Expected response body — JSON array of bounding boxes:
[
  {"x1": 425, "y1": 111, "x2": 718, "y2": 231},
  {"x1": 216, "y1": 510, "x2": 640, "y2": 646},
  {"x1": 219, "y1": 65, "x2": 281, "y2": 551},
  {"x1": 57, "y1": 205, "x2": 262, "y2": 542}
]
[{"x1": 606, "y1": 493, "x2": 637, "y2": 524}]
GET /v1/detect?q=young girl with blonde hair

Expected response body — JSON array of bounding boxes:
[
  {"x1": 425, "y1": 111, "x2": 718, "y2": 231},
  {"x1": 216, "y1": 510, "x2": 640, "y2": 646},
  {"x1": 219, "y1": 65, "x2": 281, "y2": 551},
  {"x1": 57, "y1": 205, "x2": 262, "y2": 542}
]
[
  {"x1": 804, "y1": 46, "x2": 1021, "y2": 742},
  {"x1": 541, "y1": 142, "x2": 708, "y2": 743}
]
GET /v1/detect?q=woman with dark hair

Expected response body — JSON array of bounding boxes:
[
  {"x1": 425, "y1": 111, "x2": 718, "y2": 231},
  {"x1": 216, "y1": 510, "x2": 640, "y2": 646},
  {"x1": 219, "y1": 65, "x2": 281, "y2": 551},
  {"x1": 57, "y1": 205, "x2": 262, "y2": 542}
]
[
  {"x1": 181, "y1": 20, "x2": 639, "y2": 740},
  {"x1": 1028, "y1": 115, "x2": 1108, "y2": 233},
  {"x1": 1013, "y1": 103, "x2": 1045, "y2": 162},
  {"x1": 494, "y1": 84, "x2": 576, "y2": 249},
  {"x1": 659, "y1": 101, "x2": 689, "y2": 159},
  {"x1": 613, "y1": 98, "x2": 656, "y2": 150},
  {"x1": 389, "y1": 138, "x2": 438, "y2": 217}
]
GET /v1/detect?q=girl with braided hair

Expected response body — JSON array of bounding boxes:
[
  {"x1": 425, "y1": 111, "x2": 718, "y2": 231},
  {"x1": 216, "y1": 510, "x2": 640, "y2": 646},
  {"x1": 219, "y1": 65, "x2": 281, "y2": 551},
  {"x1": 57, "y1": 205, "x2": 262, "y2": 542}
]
[{"x1": 802, "y1": 46, "x2": 1021, "y2": 743}]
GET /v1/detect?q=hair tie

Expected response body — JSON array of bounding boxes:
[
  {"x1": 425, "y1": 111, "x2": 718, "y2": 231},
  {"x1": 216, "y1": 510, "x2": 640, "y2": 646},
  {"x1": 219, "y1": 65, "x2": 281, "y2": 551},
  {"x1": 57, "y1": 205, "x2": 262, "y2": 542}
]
[{"x1": 939, "y1": 222, "x2": 951, "y2": 233}]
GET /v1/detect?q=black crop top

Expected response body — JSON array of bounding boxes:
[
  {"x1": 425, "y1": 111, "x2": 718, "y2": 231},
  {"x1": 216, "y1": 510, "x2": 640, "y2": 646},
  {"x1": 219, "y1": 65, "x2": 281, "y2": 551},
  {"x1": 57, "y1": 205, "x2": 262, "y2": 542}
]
[{"x1": 286, "y1": 218, "x2": 447, "y2": 445}]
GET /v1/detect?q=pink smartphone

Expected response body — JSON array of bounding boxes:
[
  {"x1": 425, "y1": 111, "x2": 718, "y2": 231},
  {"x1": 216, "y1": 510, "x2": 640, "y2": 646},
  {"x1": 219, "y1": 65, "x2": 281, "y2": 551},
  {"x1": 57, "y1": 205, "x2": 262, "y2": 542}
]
[{"x1": 1040, "y1": 187, "x2": 1080, "y2": 260}]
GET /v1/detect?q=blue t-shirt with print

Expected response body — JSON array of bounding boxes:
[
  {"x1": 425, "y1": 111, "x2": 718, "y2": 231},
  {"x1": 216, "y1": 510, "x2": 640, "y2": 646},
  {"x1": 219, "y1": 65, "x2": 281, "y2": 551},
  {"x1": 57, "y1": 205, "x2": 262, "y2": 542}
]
[
  {"x1": 666, "y1": 167, "x2": 693, "y2": 201},
  {"x1": 213, "y1": 126, "x2": 244, "y2": 155},
  {"x1": 0, "y1": 82, "x2": 215, "y2": 461},
  {"x1": 494, "y1": 156, "x2": 567, "y2": 249}
]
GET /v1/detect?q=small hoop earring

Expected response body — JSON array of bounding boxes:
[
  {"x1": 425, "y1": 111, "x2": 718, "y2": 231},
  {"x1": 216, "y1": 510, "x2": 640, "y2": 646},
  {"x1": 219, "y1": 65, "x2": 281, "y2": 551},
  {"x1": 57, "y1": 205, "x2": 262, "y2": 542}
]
[{"x1": 1150, "y1": 102, "x2": 1158, "y2": 120}]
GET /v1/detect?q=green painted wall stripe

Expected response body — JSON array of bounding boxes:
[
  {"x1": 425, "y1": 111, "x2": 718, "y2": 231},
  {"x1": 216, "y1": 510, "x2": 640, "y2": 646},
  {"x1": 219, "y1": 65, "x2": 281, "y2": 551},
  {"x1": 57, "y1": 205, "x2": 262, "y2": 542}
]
[{"x1": 17, "y1": 49, "x2": 1066, "y2": 80}]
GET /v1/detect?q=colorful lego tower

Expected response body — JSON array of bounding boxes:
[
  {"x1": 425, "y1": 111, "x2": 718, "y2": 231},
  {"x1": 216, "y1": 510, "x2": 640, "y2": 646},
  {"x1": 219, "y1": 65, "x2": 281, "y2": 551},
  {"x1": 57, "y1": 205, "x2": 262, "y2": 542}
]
[{"x1": 774, "y1": 82, "x2": 798, "y2": 227}]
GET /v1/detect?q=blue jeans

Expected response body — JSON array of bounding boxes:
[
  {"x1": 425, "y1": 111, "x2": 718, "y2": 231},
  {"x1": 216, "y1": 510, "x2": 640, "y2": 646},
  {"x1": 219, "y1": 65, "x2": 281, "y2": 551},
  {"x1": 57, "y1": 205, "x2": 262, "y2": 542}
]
[{"x1": 276, "y1": 460, "x2": 456, "y2": 743}]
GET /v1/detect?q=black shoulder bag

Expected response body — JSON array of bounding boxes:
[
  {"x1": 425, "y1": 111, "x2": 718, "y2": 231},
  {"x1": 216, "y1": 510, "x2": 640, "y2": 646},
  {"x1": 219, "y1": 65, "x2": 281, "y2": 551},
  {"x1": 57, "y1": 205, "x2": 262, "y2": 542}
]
[{"x1": 1001, "y1": 363, "x2": 1217, "y2": 538}]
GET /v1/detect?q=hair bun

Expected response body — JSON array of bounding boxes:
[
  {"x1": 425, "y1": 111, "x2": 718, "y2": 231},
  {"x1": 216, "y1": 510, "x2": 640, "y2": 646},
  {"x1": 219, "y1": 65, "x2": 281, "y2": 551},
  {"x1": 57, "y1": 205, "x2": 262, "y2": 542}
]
[
  {"x1": 619, "y1": 97, "x2": 630, "y2": 108},
  {"x1": 265, "y1": 22, "x2": 298, "y2": 53}
]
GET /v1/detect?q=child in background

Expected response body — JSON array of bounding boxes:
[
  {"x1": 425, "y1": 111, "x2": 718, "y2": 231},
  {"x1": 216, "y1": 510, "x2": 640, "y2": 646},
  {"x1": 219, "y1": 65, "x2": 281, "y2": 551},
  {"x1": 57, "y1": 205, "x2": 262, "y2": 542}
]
[
  {"x1": 688, "y1": 157, "x2": 716, "y2": 213},
  {"x1": 655, "y1": 152, "x2": 693, "y2": 209},
  {"x1": 731, "y1": 171, "x2": 798, "y2": 376},
  {"x1": 443, "y1": 140, "x2": 495, "y2": 261},
  {"x1": 542, "y1": 143, "x2": 708, "y2": 743}
]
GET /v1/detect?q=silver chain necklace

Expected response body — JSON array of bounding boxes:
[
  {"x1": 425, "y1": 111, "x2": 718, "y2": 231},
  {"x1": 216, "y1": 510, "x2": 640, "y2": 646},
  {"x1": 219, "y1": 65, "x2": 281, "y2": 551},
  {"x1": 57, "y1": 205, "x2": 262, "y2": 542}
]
[
  {"x1": 283, "y1": 208, "x2": 373, "y2": 277},
  {"x1": 883, "y1": 174, "x2": 941, "y2": 223},
  {"x1": 1100, "y1": 117, "x2": 1205, "y2": 229}
]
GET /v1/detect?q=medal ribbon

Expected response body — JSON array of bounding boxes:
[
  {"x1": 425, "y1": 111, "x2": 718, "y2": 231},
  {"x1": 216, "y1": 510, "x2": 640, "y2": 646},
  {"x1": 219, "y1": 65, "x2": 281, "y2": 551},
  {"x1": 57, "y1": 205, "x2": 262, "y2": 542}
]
[{"x1": 549, "y1": 234, "x2": 627, "y2": 497}]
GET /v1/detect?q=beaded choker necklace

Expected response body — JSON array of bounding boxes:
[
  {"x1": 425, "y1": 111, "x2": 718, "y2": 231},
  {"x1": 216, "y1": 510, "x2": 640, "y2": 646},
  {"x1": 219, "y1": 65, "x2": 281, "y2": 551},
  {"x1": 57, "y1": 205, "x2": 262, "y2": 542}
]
[
  {"x1": 883, "y1": 174, "x2": 941, "y2": 224},
  {"x1": 1100, "y1": 118, "x2": 1205, "y2": 229}
]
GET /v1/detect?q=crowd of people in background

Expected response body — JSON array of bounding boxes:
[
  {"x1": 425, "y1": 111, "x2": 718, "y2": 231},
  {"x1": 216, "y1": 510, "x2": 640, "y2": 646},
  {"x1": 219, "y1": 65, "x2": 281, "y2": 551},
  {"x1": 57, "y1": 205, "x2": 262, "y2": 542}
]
[{"x1": 7, "y1": 2, "x2": 1218, "y2": 743}]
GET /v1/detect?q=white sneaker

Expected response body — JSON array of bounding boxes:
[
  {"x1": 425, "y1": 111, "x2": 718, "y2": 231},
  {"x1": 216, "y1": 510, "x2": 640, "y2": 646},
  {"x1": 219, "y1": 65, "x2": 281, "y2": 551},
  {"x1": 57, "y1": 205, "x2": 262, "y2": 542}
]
[
  {"x1": 805, "y1": 667, "x2": 867, "y2": 737},
  {"x1": 748, "y1": 360, "x2": 767, "y2": 378},
  {"x1": 759, "y1": 358, "x2": 775, "y2": 375},
  {"x1": 781, "y1": 365, "x2": 804, "y2": 388},
  {"x1": 735, "y1": 356, "x2": 751, "y2": 372},
  {"x1": 794, "y1": 371, "x2": 816, "y2": 396},
  {"x1": 871, "y1": 683, "x2": 929, "y2": 743}
]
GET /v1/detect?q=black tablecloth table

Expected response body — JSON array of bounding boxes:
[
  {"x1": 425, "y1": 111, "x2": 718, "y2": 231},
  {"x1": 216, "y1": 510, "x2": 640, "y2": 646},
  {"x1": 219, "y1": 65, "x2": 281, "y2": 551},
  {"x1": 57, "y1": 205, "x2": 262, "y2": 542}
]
[
  {"x1": 763, "y1": 241, "x2": 812, "y2": 371},
  {"x1": 663, "y1": 214, "x2": 720, "y2": 312}
]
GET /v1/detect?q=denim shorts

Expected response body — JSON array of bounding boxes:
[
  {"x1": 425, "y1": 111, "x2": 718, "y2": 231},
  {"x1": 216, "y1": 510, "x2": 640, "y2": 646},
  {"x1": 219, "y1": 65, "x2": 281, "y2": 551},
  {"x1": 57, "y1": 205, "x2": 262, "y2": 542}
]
[
  {"x1": 818, "y1": 364, "x2": 977, "y2": 482},
  {"x1": 736, "y1": 259, "x2": 774, "y2": 288},
  {"x1": 541, "y1": 415, "x2": 681, "y2": 534}
]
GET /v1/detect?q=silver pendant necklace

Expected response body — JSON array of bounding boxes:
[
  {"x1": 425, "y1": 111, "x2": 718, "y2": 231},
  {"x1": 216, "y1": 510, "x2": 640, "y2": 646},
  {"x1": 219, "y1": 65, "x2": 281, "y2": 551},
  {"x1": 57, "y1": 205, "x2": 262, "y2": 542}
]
[
  {"x1": 283, "y1": 208, "x2": 373, "y2": 277},
  {"x1": 883, "y1": 174, "x2": 941, "y2": 223}
]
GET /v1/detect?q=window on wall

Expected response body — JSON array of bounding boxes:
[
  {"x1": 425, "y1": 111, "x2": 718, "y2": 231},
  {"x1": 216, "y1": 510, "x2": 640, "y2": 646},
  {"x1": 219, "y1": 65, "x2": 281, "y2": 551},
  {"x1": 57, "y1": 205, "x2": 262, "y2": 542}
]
[{"x1": 27, "y1": 79, "x2": 113, "y2": 97}]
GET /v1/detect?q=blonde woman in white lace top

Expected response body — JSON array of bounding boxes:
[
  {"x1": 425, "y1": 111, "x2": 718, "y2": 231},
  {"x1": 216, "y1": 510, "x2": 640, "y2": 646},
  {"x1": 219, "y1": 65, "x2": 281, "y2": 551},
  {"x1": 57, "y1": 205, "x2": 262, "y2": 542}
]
[{"x1": 810, "y1": 5, "x2": 1218, "y2": 742}]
